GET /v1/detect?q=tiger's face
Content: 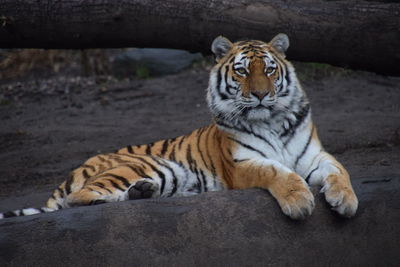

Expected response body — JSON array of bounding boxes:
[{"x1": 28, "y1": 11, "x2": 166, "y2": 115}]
[{"x1": 207, "y1": 34, "x2": 294, "y2": 122}]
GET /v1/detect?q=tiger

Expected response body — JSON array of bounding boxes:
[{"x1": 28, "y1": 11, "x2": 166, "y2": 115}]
[{"x1": 0, "y1": 33, "x2": 358, "y2": 220}]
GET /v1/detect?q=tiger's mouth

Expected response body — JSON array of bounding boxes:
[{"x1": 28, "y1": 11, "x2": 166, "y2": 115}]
[
  {"x1": 248, "y1": 100, "x2": 276, "y2": 109},
  {"x1": 241, "y1": 104, "x2": 273, "y2": 115},
  {"x1": 253, "y1": 104, "x2": 267, "y2": 109}
]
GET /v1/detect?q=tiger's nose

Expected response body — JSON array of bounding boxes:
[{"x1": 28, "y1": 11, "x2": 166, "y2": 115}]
[{"x1": 251, "y1": 91, "x2": 269, "y2": 100}]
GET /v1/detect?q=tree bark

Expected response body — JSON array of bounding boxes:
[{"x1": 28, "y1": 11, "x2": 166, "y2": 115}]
[
  {"x1": 0, "y1": 0, "x2": 399, "y2": 75},
  {"x1": 0, "y1": 178, "x2": 399, "y2": 266}
]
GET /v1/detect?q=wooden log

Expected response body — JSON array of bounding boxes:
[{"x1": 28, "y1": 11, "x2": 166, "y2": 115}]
[
  {"x1": 0, "y1": 0, "x2": 399, "y2": 75},
  {"x1": 0, "y1": 177, "x2": 399, "y2": 266}
]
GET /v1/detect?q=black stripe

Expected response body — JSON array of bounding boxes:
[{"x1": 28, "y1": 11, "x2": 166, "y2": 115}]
[
  {"x1": 109, "y1": 155, "x2": 128, "y2": 164},
  {"x1": 178, "y1": 136, "x2": 186, "y2": 150},
  {"x1": 107, "y1": 174, "x2": 131, "y2": 188},
  {"x1": 127, "y1": 145, "x2": 134, "y2": 154},
  {"x1": 57, "y1": 187, "x2": 64, "y2": 197},
  {"x1": 90, "y1": 188, "x2": 104, "y2": 195},
  {"x1": 228, "y1": 137, "x2": 268, "y2": 158},
  {"x1": 224, "y1": 65, "x2": 235, "y2": 95},
  {"x1": 199, "y1": 169, "x2": 208, "y2": 192},
  {"x1": 82, "y1": 169, "x2": 90, "y2": 179},
  {"x1": 171, "y1": 175, "x2": 178, "y2": 196},
  {"x1": 160, "y1": 139, "x2": 169, "y2": 156},
  {"x1": 166, "y1": 172, "x2": 178, "y2": 197},
  {"x1": 223, "y1": 149, "x2": 235, "y2": 168},
  {"x1": 188, "y1": 178, "x2": 201, "y2": 193},
  {"x1": 196, "y1": 127, "x2": 210, "y2": 170},
  {"x1": 165, "y1": 137, "x2": 177, "y2": 160},
  {"x1": 194, "y1": 169, "x2": 203, "y2": 193},
  {"x1": 97, "y1": 155, "x2": 106, "y2": 162},
  {"x1": 145, "y1": 143, "x2": 154, "y2": 154},
  {"x1": 169, "y1": 144, "x2": 177, "y2": 161},
  {"x1": 3, "y1": 211, "x2": 17, "y2": 218},
  {"x1": 216, "y1": 65, "x2": 229, "y2": 100},
  {"x1": 218, "y1": 120, "x2": 277, "y2": 152},
  {"x1": 269, "y1": 50, "x2": 290, "y2": 87},
  {"x1": 124, "y1": 164, "x2": 149, "y2": 179},
  {"x1": 284, "y1": 64, "x2": 291, "y2": 85},
  {"x1": 204, "y1": 126, "x2": 217, "y2": 185},
  {"x1": 281, "y1": 103, "x2": 310, "y2": 139},
  {"x1": 305, "y1": 167, "x2": 318, "y2": 183},
  {"x1": 186, "y1": 144, "x2": 195, "y2": 172},
  {"x1": 150, "y1": 157, "x2": 179, "y2": 189},
  {"x1": 107, "y1": 179, "x2": 125, "y2": 191},
  {"x1": 82, "y1": 164, "x2": 95, "y2": 172},
  {"x1": 110, "y1": 153, "x2": 154, "y2": 178},
  {"x1": 241, "y1": 121, "x2": 277, "y2": 152},
  {"x1": 65, "y1": 175, "x2": 74, "y2": 195},
  {"x1": 234, "y1": 158, "x2": 249, "y2": 163},
  {"x1": 294, "y1": 126, "x2": 314, "y2": 168},
  {"x1": 274, "y1": 62, "x2": 284, "y2": 94},
  {"x1": 93, "y1": 182, "x2": 113, "y2": 193},
  {"x1": 151, "y1": 156, "x2": 179, "y2": 197}
]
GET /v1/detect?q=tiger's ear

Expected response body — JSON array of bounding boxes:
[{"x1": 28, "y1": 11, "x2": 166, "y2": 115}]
[
  {"x1": 270, "y1": 33, "x2": 289, "y2": 55},
  {"x1": 211, "y1": 36, "x2": 233, "y2": 62}
]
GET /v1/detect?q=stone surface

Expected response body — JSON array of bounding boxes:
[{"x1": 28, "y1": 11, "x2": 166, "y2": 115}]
[{"x1": 0, "y1": 178, "x2": 399, "y2": 266}]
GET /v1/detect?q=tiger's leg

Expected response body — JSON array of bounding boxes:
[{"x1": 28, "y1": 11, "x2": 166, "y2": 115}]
[
  {"x1": 66, "y1": 176, "x2": 159, "y2": 207},
  {"x1": 65, "y1": 155, "x2": 188, "y2": 207},
  {"x1": 234, "y1": 159, "x2": 315, "y2": 220},
  {"x1": 46, "y1": 153, "x2": 129, "y2": 209},
  {"x1": 300, "y1": 151, "x2": 358, "y2": 217}
]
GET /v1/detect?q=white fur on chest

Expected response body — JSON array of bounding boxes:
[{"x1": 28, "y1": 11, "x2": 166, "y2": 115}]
[{"x1": 231, "y1": 115, "x2": 312, "y2": 171}]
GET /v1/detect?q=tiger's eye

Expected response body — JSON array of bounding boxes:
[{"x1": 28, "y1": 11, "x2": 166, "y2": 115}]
[
  {"x1": 236, "y1": 68, "x2": 247, "y2": 75},
  {"x1": 266, "y1": 67, "x2": 275, "y2": 74}
]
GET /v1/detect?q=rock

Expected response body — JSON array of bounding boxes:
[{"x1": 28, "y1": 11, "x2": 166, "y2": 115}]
[
  {"x1": 0, "y1": 178, "x2": 399, "y2": 266},
  {"x1": 112, "y1": 48, "x2": 203, "y2": 77}
]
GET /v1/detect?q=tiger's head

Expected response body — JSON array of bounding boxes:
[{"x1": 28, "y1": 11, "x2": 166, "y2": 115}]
[{"x1": 207, "y1": 33, "x2": 300, "y2": 123}]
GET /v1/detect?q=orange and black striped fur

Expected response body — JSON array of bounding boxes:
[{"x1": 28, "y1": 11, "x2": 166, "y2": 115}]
[{"x1": 1, "y1": 34, "x2": 358, "y2": 220}]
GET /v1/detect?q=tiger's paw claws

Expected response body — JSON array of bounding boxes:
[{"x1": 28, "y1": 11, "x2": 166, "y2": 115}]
[
  {"x1": 324, "y1": 178, "x2": 358, "y2": 218},
  {"x1": 279, "y1": 188, "x2": 315, "y2": 220}
]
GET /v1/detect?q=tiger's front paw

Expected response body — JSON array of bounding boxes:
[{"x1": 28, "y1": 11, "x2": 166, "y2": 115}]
[
  {"x1": 321, "y1": 174, "x2": 358, "y2": 218},
  {"x1": 277, "y1": 186, "x2": 315, "y2": 220}
]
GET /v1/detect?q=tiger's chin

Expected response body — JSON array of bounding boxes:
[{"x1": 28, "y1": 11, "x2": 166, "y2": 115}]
[{"x1": 242, "y1": 106, "x2": 273, "y2": 122}]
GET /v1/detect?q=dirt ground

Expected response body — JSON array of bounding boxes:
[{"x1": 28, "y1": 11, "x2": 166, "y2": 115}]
[{"x1": 0, "y1": 61, "x2": 399, "y2": 213}]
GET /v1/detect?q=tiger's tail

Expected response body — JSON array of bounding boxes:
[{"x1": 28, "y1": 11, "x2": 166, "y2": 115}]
[
  {"x1": 0, "y1": 207, "x2": 58, "y2": 219},
  {"x1": 0, "y1": 182, "x2": 67, "y2": 219}
]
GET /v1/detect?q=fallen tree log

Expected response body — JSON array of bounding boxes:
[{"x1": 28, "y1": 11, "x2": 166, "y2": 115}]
[
  {"x1": 0, "y1": 0, "x2": 399, "y2": 75},
  {"x1": 0, "y1": 177, "x2": 399, "y2": 266}
]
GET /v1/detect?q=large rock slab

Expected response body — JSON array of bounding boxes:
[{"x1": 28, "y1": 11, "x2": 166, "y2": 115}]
[{"x1": 1, "y1": 178, "x2": 399, "y2": 266}]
